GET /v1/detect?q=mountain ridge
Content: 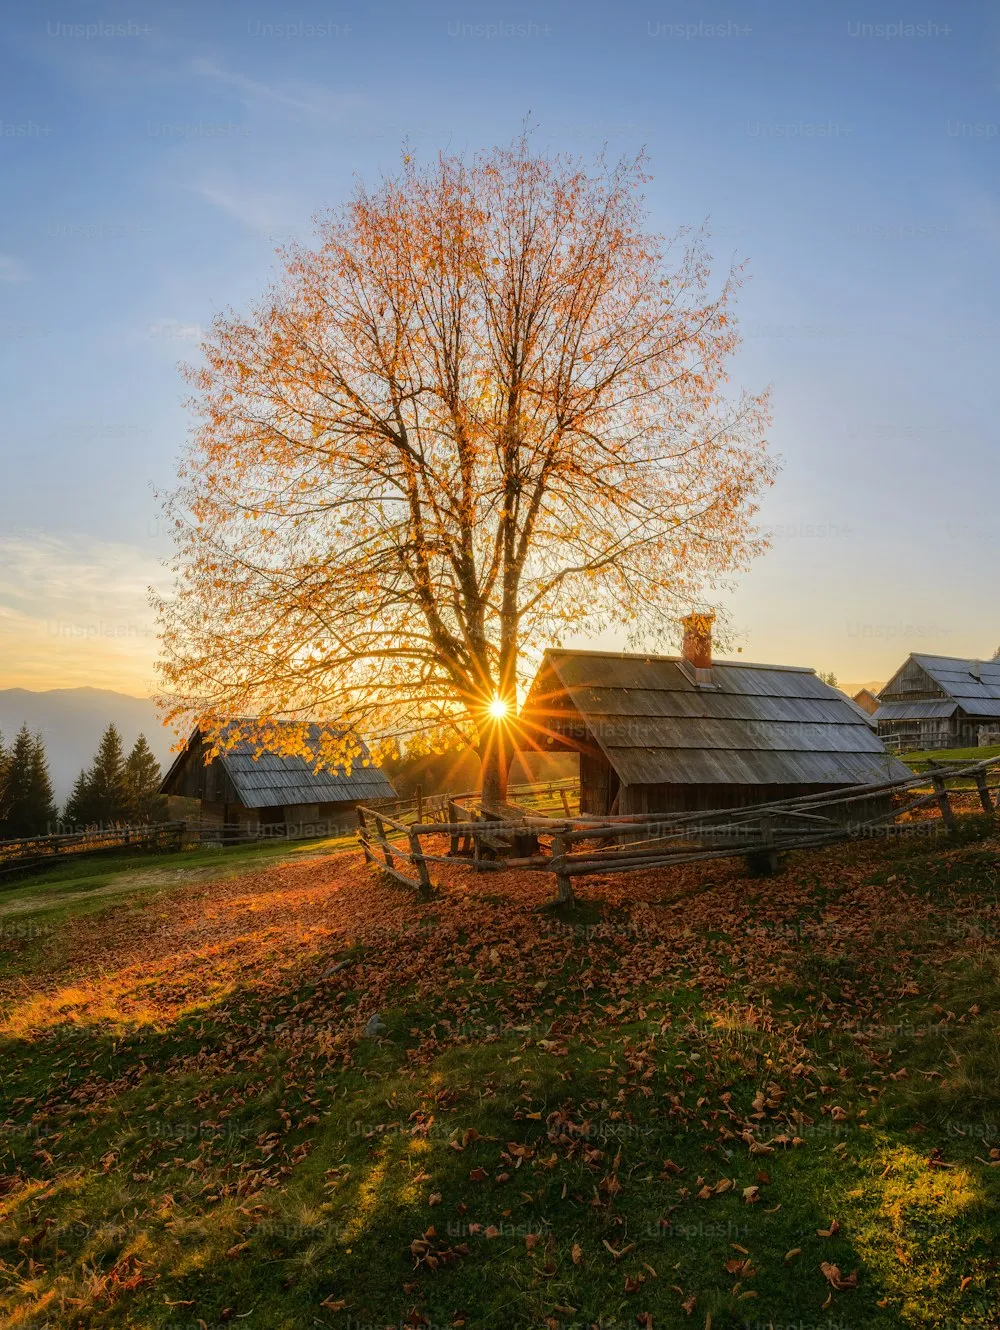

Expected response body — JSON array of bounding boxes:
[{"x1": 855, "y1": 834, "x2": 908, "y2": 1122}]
[{"x1": 0, "y1": 687, "x2": 175, "y2": 805}]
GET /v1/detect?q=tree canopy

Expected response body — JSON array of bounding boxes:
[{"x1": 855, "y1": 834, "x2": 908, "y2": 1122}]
[{"x1": 157, "y1": 137, "x2": 773, "y2": 800}]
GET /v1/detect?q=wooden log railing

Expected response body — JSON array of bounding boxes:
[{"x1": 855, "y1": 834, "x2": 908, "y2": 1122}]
[
  {"x1": 359, "y1": 756, "x2": 1000, "y2": 905},
  {"x1": 0, "y1": 821, "x2": 187, "y2": 879}
]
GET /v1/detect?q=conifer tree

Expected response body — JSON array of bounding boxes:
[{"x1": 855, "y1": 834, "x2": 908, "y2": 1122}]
[
  {"x1": 123, "y1": 734, "x2": 163, "y2": 823},
  {"x1": 0, "y1": 730, "x2": 8, "y2": 835},
  {"x1": 1, "y1": 727, "x2": 57, "y2": 838},
  {"x1": 28, "y1": 735, "x2": 58, "y2": 833},
  {"x1": 63, "y1": 768, "x2": 94, "y2": 829},
  {"x1": 86, "y1": 724, "x2": 129, "y2": 826}
]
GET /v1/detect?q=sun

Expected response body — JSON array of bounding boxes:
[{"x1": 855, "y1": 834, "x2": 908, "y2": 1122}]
[{"x1": 487, "y1": 696, "x2": 509, "y2": 721}]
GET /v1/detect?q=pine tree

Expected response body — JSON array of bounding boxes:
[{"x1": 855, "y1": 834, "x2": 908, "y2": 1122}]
[
  {"x1": 28, "y1": 735, "x2": 57, "y2": 833},
  {"x1": 86, "y1": 724, "x2": 129, "y2": 826},
  {"x1": 0, "y1": 730, "x2": 8, "y2": 835},
  {"x1": 123, "y1": 734, "x2": 163, "y2": 823},
  {"x1": 63, "y1": 768, "x2": 94, "y2": 829},
  {"x1": 1, "y1": 727, "x2": 57, "y2": 838}
]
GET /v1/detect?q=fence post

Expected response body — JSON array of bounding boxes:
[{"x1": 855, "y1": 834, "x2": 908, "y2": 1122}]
[
  {"x1": 374, "y1": 815, "x2": 395, "y2": 868},
  {"x1": 409, "y1": 828, "x2": 434, "y2": 899},
  {"x1": 551, "y1": 833, "x2": 575, "y2": 906},
  {"x1": 931, "y1": 773, "x2": 957, "y2": 831},
  {"x1": 448, "y1": 800, "x2": 461, "y2": 856},
  {"x1": 973, "y1": 769, "x2": 994, "y2": 814},
  {"x1": 746, "y1": 814, "x2": 780, "y2": 876},
  {"x1": 356, "y1": 807, "x2": 373, "y2": 863},
  {"x1": 560, "y1": 788, "x2": 572, "y2": 817}
]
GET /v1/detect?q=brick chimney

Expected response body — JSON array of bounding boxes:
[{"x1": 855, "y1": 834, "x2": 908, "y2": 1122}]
[{"x1": 681, "y1": 611, "x2": 715, "y2": 670}]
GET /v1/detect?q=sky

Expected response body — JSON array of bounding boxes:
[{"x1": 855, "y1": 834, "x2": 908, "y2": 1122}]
[{"x1": 1, "y1": 0, "x2": 998, "y2": 699}]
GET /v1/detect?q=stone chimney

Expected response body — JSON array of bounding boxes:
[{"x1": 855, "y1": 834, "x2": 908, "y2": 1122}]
[
  {"x1": 679, "y1": 611, "x2": 717, "y2": 687},
  {"x1": 681, "y1": 611, "x2": 715, "y2": 669}
]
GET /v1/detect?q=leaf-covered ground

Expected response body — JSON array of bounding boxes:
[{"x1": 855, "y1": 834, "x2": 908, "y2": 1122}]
[{"x1": 1, "y1": 816, "x2": 999, "y2": 1329}]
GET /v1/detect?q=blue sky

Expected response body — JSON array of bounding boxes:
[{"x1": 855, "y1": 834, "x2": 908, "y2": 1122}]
[{"x1": 1, "y1": 0, "x2": 997, "y2": 695}]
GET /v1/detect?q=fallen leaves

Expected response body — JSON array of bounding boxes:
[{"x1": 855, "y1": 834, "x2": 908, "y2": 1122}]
[
  {"x1": 820, "y1": 1261, "x2": 859, "y2": 1291},
  {"x1": 409, "y1": 1228, "x2": 469, "y2": 1272}
]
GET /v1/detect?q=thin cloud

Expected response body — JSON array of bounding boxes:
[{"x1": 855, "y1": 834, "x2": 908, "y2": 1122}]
[
  {"x1": 0, "y1": 254, "x2": 30, "y2": 283},
  {"x1": 147, "y1": 318, "x2": 205, "y2": 342},
  {"x1": 189, "y1": 56, "x2": 367, "y2": 126}
]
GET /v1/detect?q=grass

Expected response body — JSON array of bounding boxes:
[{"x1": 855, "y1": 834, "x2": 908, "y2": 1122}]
[
  {"x1": 1, "y1": 819, "x2": 999, "y2": 1328},
  {"x1": 903, "y1": 744, "x2": 1000, "y2": 767}
]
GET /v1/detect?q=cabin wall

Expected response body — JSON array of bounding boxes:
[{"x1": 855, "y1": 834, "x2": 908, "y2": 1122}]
[
  {"x1": 249, "y1": 799, "x2": 362, "y2": 836},
  {"x1": 165, "y1": 740, "x2": 240, "y2": 804},
  {"x1": 877, "y1": 713, "x2": 978, "y2": 750},
  {"x1": 623, "y1": 782, "x2": 891, "y2": 824},
  {"x1": 879, "y1": 658, "x2": 946, "y2": 703},
  {"x1": 579, "y1": 749, "x2": 620, "y2": 816}
]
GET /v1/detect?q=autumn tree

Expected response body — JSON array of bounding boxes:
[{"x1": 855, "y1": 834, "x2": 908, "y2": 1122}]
[{"x1": 157, "y1": 138, "x2": 773, "y2": 802}]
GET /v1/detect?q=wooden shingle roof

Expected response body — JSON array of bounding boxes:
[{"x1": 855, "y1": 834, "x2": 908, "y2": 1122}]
[
  {"x1": 873, "y1": 653, "x2": 1000, "y2": 723},
  {"x1": 161, "y1": 722, "x2": 396, "y2": 808},
  {"x1": 520, "y1": 649, "x2": 910, "y2": 788}
]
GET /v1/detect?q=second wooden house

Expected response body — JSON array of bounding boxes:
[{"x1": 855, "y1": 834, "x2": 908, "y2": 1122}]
[{"x1": 160, "y1": 721, "x2": 397, "y2": 836}]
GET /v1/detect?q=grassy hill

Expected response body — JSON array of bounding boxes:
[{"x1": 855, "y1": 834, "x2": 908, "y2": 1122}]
[{"x1": 1, "y1": 819, "x2": 999, "y2": 1328}]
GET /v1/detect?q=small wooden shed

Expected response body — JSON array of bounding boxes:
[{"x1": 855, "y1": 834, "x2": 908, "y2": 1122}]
[
  {"x1": 518, "y1": 616, "x2": 910, "y2": 817},
  {"x1": 872, "y1": 653, "x2": 1000, "y2": 752},
  {"x1": 160, "y1": 722, "x2": 396, "y2": 835}
]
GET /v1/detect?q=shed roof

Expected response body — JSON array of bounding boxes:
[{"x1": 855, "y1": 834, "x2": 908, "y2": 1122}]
[
  {"x1": 872, "y1": 700, "x2": 958, "y2": 722},
  {"x1": 875, "y1": 653, "x2": 1000, "y2": 722},
  {"x1": 161, "y1": 722, "x2": 396, "y2": 809},
  {"x1": 519, "y1": 649, "x2": 911, "y2": 788}
]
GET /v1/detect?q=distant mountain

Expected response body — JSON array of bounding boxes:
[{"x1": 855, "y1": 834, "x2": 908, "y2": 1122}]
[{"x1": 0, "y1": 687, "x2": 176, "y2": 806}]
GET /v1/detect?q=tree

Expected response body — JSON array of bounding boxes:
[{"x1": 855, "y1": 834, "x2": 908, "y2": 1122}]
[
  {"x1": 123, "y1": 734, "x2": 163, "y2": 823},
  {"x1": 63, "y1": 769, "x2": 94, "y2": 829},
  {"x1": 157, "y1": 137, "x2": 773, "y2": 803},
  {"x1": 0, "y1": 727, "x2": 57, "y2": 838},
  {"x1": 85, "y1": 724, "x2": 129, "y2": 826},
  {"x1": 818, "y1": 670, "x2": 838, "y2": 688}
]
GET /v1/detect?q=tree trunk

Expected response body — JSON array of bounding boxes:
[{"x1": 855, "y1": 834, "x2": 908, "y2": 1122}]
[{"x1": 479, "y1": 729, "x2": 511, "y2": 807}]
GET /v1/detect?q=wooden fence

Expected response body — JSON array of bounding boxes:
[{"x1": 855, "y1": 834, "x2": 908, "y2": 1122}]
[
  {"x1": 356, "y1": 756, "x2": 1000, "y2": 905},
  {"x1": 0, "y1": 813, "x2": 366, "y2": 881},
  {"x1": 0, "y1": 822, "x2": 187, "y2": 879}
]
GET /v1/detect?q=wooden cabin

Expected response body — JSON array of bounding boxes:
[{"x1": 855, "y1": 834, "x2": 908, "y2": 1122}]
[
  {"x1": 852, "y1": 687, "x2": 881, "y2": 717},
  {"x1": 873, "y1": 653, "x2": 1000, "y2": 752},
  {"x1": 518, "y1": 614, "x2": 910, "y2": 817},
  {"x1": 160, "y1": 722, "x2": 396, "y2": 836}
]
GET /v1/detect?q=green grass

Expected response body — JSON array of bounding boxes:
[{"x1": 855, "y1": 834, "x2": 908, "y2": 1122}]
[
  {"x1": 903, "y1": 744, "x2": 1000, "y2": 767},
  {"x1": 2, "y1": 820, "x2": 999, "y2": 1328}
]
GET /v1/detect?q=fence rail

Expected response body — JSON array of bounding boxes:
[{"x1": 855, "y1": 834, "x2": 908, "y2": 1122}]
[
  {"x1": 0, "y1": 814, "x2": 365, "y2": 880},
  {"x1": 0, "y1": 821, "x2": 187, "y2": 879},
  {"x1": 356, "y1": 757, "x2": 1000, "y2": 905}
]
